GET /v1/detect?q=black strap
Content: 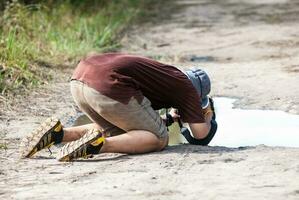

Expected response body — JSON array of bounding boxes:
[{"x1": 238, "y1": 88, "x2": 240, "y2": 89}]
[
  {"x1": 178, "y1": 118, "x2": 183, "y2": 128},
  {"x1": 209, "y1": 97, "x2": 216, "y2": 120},
  {"x1": 180, "y1": 119, "x2": 217, "y2": 146},
  {"x1": 166, "y1": 113, "x2": 174, "y2": 127}
]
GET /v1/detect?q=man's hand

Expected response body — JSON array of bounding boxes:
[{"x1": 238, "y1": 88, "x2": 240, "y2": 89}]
[
  {"x1": 168, "y1": 108, "x2": 180, "y2": 122},
  {"x1": 161, "y1": 108, "x2": 180, "y2": 126}
]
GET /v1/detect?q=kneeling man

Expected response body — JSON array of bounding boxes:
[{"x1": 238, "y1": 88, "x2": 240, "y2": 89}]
[{"x1": 20, "y1": 53, "x2": 216, "y2": 161}]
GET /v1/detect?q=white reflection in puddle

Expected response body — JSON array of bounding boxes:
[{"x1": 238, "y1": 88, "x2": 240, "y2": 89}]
[{"x1": 210, "y1": 97, "x2": 299, "y2": 148}]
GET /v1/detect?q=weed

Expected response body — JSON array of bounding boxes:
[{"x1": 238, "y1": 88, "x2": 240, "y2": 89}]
[
  {"x1": 0, "y1": 0, "x2": 147, "y2": 95},
  {"x1": 0, "y1": 142, "x2": 7, "y2": 150}
]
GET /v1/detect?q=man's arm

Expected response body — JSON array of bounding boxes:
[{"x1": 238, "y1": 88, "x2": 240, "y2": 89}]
[
  {"x1": 188, "y1": 105, "x2": 214, "y2": 139},
  {"x1": 188, "y1": 122, "x2": 211, "y2": 139}
]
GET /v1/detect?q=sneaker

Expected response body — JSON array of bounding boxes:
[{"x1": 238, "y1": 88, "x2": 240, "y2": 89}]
[
  {"x1": 19, "y1": 117, "x2": 63, "y2": 158},
  {"x1": 57, "y1": 129, "x2": 104, "y2": 162}
]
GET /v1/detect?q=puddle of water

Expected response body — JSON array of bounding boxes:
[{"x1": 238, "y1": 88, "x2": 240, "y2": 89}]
[
  {"x1": 70, "y1": 97, "x2": 299, "y2": 148},
  {"x1": 159, "y1": 97, "x2": 299, "y2": 147},
  {"x1": 168, "y1": 122, "x2": 188, "y2": 145},
  {"x1": 209, "y1": 97, "x2": 299, "y2": 148}
]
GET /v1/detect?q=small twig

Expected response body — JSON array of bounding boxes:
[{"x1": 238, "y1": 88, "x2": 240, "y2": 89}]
[{"x1": 47, "y1": 147, "x2": 53, "y2": 156}]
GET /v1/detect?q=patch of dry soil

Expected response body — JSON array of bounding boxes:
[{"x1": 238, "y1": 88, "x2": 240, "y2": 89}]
[{"x1": 123, "y1": 0, "x2": 299, "y2": 114}]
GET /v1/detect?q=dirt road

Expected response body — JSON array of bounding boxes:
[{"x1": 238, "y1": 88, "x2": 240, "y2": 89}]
[{"x1": 1, "y1": 0, "x2": 299, "y2": 199}]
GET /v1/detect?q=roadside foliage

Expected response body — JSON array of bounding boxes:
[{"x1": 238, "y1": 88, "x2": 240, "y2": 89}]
[{"x1": 0, "y1": 0, "x2": 145, "y2": 95}]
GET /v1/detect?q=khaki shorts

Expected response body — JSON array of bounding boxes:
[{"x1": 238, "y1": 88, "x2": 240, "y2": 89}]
[{"x1": 70, "y1": 80, "x2": 168, "y2": 139}]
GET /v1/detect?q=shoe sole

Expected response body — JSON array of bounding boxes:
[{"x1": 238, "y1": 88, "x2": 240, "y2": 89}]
[
  {"x1": 19, "y1": 117, "x2": 61, "y2": 158},
  {"x1": 57, "y1": 129, "x2": 103, "y2": 162}
]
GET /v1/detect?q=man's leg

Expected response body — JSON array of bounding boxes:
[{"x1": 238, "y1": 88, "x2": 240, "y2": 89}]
[
  {"x1": 62, "y1": 123, "x2": 99, "y2": 142},
  {"x1": 63, "y1": 123, "x2": 168, "y2": 153},
  {"x1": 101, "y1": 130, "x2": 168, "y2": 154},
  {"x1": 57, "y1": 129, "x2": 168, "y2": 161},
  {"x1": 57, "y1": 81, "x2": 169, "y2": 161},
  {"x1": 57, "y1": 96, "x2": 169, "y2": 161}
]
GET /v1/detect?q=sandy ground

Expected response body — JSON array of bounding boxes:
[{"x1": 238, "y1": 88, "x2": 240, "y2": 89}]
[{"x1": 1, "y1": 0, "x2": 299, "y2": 199}]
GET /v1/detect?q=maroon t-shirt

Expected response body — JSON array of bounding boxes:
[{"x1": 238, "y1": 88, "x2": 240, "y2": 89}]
[{"x1": 72, "y1": 53, "x2": 205, "y2": 123}]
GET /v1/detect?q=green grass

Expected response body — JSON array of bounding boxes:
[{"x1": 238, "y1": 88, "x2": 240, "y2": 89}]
[{"x1": 0, "y1": 0, "x2": 147, "y2": 95}]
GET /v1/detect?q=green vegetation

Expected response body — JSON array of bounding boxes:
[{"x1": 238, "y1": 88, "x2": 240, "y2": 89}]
[
  {"x1": 0, "y1": 142, "x2": 7, "y2": 150},
  {"x1": 0, "y1": 0, "x2": 147, "y2": 95}
]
